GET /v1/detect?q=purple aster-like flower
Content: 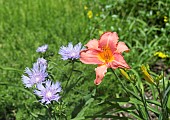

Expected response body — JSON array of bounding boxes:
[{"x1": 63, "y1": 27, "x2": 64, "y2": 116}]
[
  {"x1": 59, "y1": 42, "x2": 82, "y2": 60},
  {"x1": 37, "y1": 58, "x2": 47, "y2": 66},
  {"x1": 34, "y1": 80, "x2": 61, "y2": 104},
  {"x1": 36, "y1": 44, "x2": 48, "y2": 53},
  {"x1": 22, "y1": 62, "x2": 48, "y2": 88}
]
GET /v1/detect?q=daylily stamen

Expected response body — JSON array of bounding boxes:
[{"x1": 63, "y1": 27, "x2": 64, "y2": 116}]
[{"x1": 98, "y1": 46, "x2": 114, "y2": 63}]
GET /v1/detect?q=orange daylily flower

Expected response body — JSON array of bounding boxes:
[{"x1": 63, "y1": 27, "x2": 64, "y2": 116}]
[{"x1": 80, "y1": 32, "x2": 130, "y2": 85}]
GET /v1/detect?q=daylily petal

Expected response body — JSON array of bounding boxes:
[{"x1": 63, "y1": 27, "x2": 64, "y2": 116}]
[
  {"x1": 117, "y1": 42, "x2": 129, "y2": 53},
  {"x1": 94, "y1": 65, "x2": 108, "y2": 85},
  {"x1": 85, "y1": 39, "x2": 100, "y2": 50},
  {"x1": 111, "y1": 53, "x2": 130, "y2": 69},
  {"x1": 80, "y1": 49, "x2": 103, "y2": 64},
  {"x1": 99, "y1": 32, "x2": 119, "y2": 52}
]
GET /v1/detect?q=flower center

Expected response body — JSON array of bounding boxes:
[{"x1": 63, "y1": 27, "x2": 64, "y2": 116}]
[
  {"x1": 46, "y1": 91, "x2": 52, "y2": 98},
  {"x1": 71, "y1": 52, "x2": 76, "y2": 57},
  {"x1": 35, "y1": 75, "x2": 41, "y2": 82},
  {"x1": 98, "y1": 46, "x2": 114, "y2": 63}
]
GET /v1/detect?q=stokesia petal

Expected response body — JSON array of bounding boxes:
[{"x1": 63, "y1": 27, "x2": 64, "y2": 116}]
[
  {"x1": 94, "y1": 65, "x2": 108, "y2": 85},
  {"x1": 46, "y1": 100, "x2": 51, "y2": 104},
  {"x1": 22, "y1": 75, "x2": 32, "y2": 88},
  {"x1": 37, "y1": 83, "x2": 45, "y2": 91},
  {"x1": 68, "y1": 42, "x2": 74, "y2": 50},
  {"x1": 74, "y1": 42, "x2": 82, "y2": 51},
  {"x1": 111, "y1": 53, "x2": 130, "y2": 69},
  {"x1": 41, "y1": 98, "x2": 46, "y2": 103},
  {"x1": 53, "y1": 94, "x2": 60, "y2": 101},
  {"x1": 80, "y1": 49, "x2": 103, "y2": 64},
  {"x1": 99, "y1": 32, "x2": 119, "y2": 52},
  {"x1": 117, "y1": 42, "x2": 129, "y2": 53},
  {"x1": 25, "y1": 67, "x2": 32, "y2": 76},
  {"x1": 34, "y1": 90, "x2": 42, "y2": 96},
  {"x1": 45, "y1": 80, "x2": 51, "y2": 88}
]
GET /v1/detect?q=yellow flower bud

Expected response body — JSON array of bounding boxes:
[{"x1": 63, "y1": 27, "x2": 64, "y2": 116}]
[
  {"x1": 141, "y1": 65, "x2": 154, "y2": 84},
  {"x1": 155, "y1": 73, "x2": 163, "y2": 84},
  {"x1": 120, "y1": 69, "x2": 131, "y2": 81}
]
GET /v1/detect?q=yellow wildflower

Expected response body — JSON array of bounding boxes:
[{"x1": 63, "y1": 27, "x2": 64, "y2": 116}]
[
  {"x1": 84, "y1": 6, "x2": 88, "y2": 10},
  {"x1": 164, "y1": 16, "x2": 168, "y2": 23},
  {"x1": 141, "y1": 65, "x2": 154, "y2": 84},
  {"x1": 87, "y1": 10, "x2": 93, "y2": 19},
  {"x1": 154, "y1": 52, "x2": 168, "y2": 59}
]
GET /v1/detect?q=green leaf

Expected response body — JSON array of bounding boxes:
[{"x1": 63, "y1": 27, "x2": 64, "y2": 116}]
[
  {"x1": 129, "y1": 98, "x2": 147, "y2": 119},
  {"x1": 147, "y1": 104, "x2": 160, "y2": 115},
  {"x1": 71, "y1": 117, "x2": 85, "y2": 120},
  {"x1": 129, "y1": 98, "x2": 143, "y2": 105},
  {"x1": 130, "y1": 98, "x2": 160, "y2": 116},
  {"x1": 76, "y1": 98, "x2": 94, "y2": 117},
  {"x1": 72, "y1": 97, "x2": 94, "y2": 119},
  {"x1": 106, "y1": 97, "x2": 130, "y2": 103},
  {"x1": 0, "y1": 66, "x2": 22, "y2": 72},
  {"x1": 129, "y1": 111, "x2": 143, "y2": 120},
  {"x1": 0, "y1": 82, "x2": 35, "y2": 98},
  {"x1": 86, "y1": 115, "x2": 128, "y2": 120},
  {"x1": 147, "y1": 100, "x2": 161, "y2": 107},
  {"x1": 167, "y1": 94, "x2": 170, "y2": 113}
]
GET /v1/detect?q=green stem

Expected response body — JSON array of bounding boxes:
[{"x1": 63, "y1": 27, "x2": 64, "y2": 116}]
[
  {"x1": 161, "y1": 70, "x2": 169, "y2": 119},
  {"x1": 112, "y1": 69, "x2": 151, "y2": 120},
  {"x1": 64, "y1": 61, "x2": 75, "y2": 89},
  {"x1": 135, "y1": 86, "x2": 152, "y2": 120},
  {"x1": 47, "y1": 105, "x2": 52, "y2": 120},
  {"x1": 156, "y1": 85, "x2": 168, "y2": 120},
  {"x1": 112, "y1": 69, "x2": 140, "y2": 100}
]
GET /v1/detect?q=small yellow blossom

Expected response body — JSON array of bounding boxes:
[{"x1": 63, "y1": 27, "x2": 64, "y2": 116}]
[
  {"x1": 154, "y1": 52, "x2": 168, "y2": 59},
  {"x1": 87, "y1": 10, "x2": 93, "y2": 19},
  {"x1": 84, "y1": 6, "x2": 88, "y2": 10},
  {"x1": 164, "y1": 16, "x2": 168, "y2": 23},
  {"x1": 141, "y1": 65, "x2": 154, "y2": 84}
]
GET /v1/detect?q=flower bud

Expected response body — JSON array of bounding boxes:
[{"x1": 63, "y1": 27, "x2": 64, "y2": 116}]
[
  {"x1": 141, "y1": 65, "x2": 154, "y2": 84},
  {"x1": 155, "y1": 73, "x2": 163, "y2": 84},
  {"x1": 120, "y1": 69, "x2": 131, "y2": 81}
]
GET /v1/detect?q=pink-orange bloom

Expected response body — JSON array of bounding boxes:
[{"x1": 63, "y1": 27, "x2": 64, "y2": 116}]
[{"x1": 80, "y1": 32, "x2": 130, "y2": 85}]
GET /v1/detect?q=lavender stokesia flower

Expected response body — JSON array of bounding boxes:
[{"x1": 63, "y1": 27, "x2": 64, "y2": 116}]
[
  {"x1": 36, "y1": 44, "x2": 48, "y2": 53},
  {"x1": 34, "y1": 80, "x2": 61, "y2": 104},
  {"x1": 22, "y1": 62, "x2": 48, "y2": 88},
  {"x1": 59, "y1": 42, "x2": 82, "y2": 60},
  {"x1": 37, "y1": 58, "x2": 47, "y2": 66}
]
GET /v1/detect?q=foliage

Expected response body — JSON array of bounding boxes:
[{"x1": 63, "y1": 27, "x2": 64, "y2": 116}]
[{"x1": 0, "y1": 0, "x2": 170, "y2": 119}]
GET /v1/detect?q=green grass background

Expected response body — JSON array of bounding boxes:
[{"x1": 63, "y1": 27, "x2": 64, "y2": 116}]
[{"x1": 0, "y1": 0, "x2": 170, "y2": 119}]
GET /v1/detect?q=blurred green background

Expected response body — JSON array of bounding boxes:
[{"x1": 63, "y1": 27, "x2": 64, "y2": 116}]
[{"x1": 0, "y1": 0, "x2": 170, "y2": 119}]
